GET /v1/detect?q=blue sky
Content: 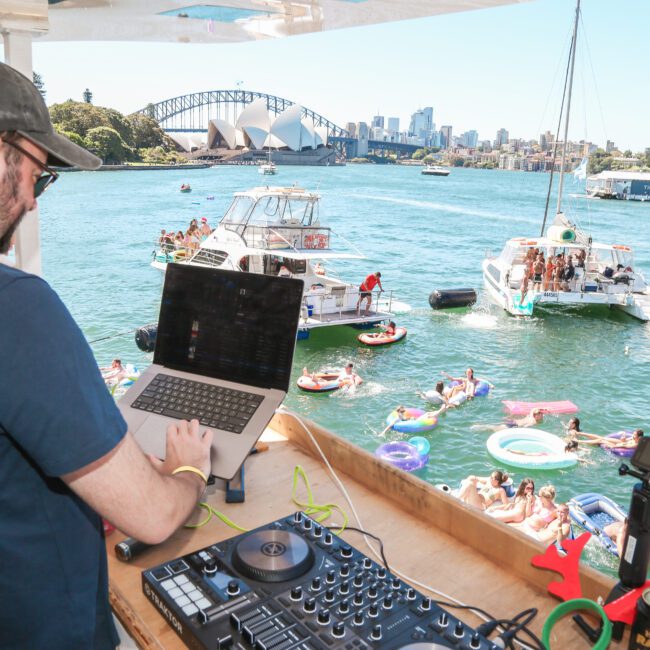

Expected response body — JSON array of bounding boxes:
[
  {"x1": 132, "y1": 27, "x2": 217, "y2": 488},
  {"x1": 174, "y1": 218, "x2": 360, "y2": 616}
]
[{"x1": 3, "y1": 0, "x2": 649, "y2": 150}]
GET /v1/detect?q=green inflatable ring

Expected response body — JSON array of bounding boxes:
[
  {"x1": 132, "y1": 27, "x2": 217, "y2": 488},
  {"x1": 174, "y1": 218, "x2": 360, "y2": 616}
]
[{"x1": 541, "y1": 598, "x2": 612, "y2": 650}]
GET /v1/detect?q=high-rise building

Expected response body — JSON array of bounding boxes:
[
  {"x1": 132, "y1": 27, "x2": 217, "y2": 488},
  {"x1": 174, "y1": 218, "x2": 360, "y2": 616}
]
[
  {"x1": 461, "y1": 130, "x2": 478, "y2": 148},
  {"x1": 372, "y1": 115, "x2": 384, "y2": 129},
  {"x1": 440, "y1": 125, "x2": 452, "y2": 149},
  {"x1": 387, "y1": 117, "x2": 400, "y2": 133},
  {"x1": 356, "y1": 122, "x2": 369, "y2": 157},
  {"x1": 495, "y1": 128, "x2": 509, "y2": 147},
  {"x1": 409, "y1": 107, "x2": 434, "y2": 143},
  {"x1": 346, "y1": 122, "x2": 356, "y2": 138},
  {"x1": 606, "y1": 140, "x2": 616, "y2": 153}
]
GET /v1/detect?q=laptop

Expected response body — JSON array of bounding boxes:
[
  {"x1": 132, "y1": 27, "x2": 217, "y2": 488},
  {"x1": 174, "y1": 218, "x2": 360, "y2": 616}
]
[{"x1": 119, "y1": 264, "x2": 304, "y2": 479}]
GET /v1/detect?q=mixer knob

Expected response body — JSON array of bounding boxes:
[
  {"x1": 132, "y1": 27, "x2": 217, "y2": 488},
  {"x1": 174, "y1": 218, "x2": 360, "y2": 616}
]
[
  {"x1": 363, "y1": 557, "x2": 373, "y2": 569},
  {"x1": 338, "y1": 600, "x2": 350, "y2": 615},
  {"x1": 340, "y1": 563, "x2": 350, "y2": 577},
  {"x1": 377, "y1": 567, "x2": 387, "y2": 579},
  {"x1": 304, "y1": 597, "x2": 316, "y2": 613},
  {"x1": 371, "y1": 624, "x2": 382, "y2": 641},
  {"x1": 290, "y1": 586, "x2": 303, "y2": 601},
  {"x1": 317, "y1": 609, "x2": 331, "y2": 625},
  {"x1": 303, "y1": 518, "x2": 313, "y2": 531},
  {"x1": 340, "y1": 545, "x2": 353, "y2": 558},
  {"x1": 470, "y1": 632, "x2": 482, "y2": 648},
  {"x1": 438, "y1": 612, "x2": 449, "y2": 628},
  {"x1": 326, "y1": 570, "x2": 336, "y2": 584},
  {"x1": 368, "y1": 585, "x2": 379, "y2": 599},
  {"x1": 391, "y1": 577, "x2": 401, "y2": 590},
  {"x1": 454, "y1": 621, "x2": 465, "y2": 638},
  {"x1": 353, "y1": 573, "x2": 364, "y2": 588},
  {"x1": 421, "y1": 597, "x2": 432, "y2": 611},
  {"x1": 332, "y1": 621, "x2": 345, "y2": 638},
  {"x1": 324, "y1": 532, "x2": 333, "y2": 545},
  {"x1": 313, "y1": 524, "x2": 322, "y2": 538},
  {"x1": 353, "y1": 591, "x2": 364, "y2": 606},
  {"x1": 406, "y1": 587, "x2": 417, "y2": 601},
  {"x1": 226, "y1": 580, "x2": 240, "y2": 596},
  {"x1": 311, "y1": 577, "x2": 322, "y2": 591},
  {"x1": 324, "y1": 588, "x2": 335, "y2": 603},
  {"x1": 203, "y1": 558, "x2": 218, "y2": 575},
  {"x1": 294, "y1": 512, "x2": 303, "y2": 525},
  {"x1": 339, "y1": 580, "x2": 350, "y2": 595},
  {"x1": 383, "y1": 595, "x2": 393, "y2": 610},
  {"x1": 353, "y1": 611, "x2": 364, "y2": 626},
  {"x1": 368, "y1": 603, "x2": 379, "y2": 618}
]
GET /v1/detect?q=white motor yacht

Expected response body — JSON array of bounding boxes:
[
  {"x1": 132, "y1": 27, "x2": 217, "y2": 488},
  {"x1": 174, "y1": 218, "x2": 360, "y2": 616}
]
[
  {"x1": 421, "y1": 165, "x2": 450, "y2": 176},
  {"x1": 152, "y1": 186, "x2": 404, "y2": 336},
  {"x1": 258, "y1": 162, "x2": 277, "y2": 175}
]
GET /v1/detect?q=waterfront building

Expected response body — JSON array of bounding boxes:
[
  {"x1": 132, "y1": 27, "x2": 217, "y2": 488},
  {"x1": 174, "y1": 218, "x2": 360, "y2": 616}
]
[
  {"x1": 479, "y1": 140, "x2": 492, "y2": 152},
  {"x1": 461, "y1": 129, "x2": 479, "y2": 148},
  {"x1": 440, "y1": 125, "x2": 452, "y2": 149},
  {"x1": 586, "y1": 171, "x2": 650, "y2": 201},
  {"x1": 495, "y1": 127, "x2": 509, "y2": 148}
]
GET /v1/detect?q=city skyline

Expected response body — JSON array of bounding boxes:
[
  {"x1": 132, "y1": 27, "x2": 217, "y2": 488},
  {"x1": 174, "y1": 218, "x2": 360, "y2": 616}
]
[{"x1": 2, "y1": 0, "x2": 649, "y2": 151}]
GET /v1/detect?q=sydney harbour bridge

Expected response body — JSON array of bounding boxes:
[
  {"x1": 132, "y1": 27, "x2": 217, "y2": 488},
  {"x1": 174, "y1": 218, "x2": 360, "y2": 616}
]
[{"x1": 134, "y1": 90, "x2": 420, "y2": 158}]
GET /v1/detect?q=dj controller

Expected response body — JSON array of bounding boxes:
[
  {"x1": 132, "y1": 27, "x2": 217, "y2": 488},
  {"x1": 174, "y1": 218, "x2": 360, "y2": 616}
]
[{"x1": 142, "y1": 512, "x2": 500, "y2": 650}]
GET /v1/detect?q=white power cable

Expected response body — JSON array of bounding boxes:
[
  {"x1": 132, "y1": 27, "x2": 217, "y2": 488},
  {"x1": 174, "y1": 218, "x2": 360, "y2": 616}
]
[{"x1": 276, "y1": 406, "x2": 539, "y2": 650}]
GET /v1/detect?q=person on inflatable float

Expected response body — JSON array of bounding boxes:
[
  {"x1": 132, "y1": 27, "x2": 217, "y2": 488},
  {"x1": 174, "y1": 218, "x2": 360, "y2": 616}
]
[
  {"x1": 574, "y1": 428, "x2": 644, "y2": 450},
  {"x1": 442, "y1": 368, "x2": 492, "y2": 401},
  {"x1": 337, "y1": 363, "x2": 363, "y2": 388},
  {"x1": 380, "y1": 403, "x2": 446, "y2": 436},
  {"x1": 476, "y1": 407, "x2": 546, "y2": 432}
]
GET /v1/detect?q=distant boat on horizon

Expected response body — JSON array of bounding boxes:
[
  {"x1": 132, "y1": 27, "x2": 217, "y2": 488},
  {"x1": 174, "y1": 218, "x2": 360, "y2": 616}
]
[{"x1": 421, "y1": 165, "x2": 450, "y2": 177}]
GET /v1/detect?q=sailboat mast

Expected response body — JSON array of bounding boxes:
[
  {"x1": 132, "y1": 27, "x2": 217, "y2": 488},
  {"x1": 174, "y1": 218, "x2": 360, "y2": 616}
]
[{"x1": 555, "y1": 0, "x2": 581, "y2": 216}]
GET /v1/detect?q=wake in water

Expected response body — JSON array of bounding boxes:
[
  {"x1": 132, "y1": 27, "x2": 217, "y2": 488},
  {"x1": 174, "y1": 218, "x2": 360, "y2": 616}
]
[{"x1": 460, "y1": 312, "x2": 498, "y2": 329}]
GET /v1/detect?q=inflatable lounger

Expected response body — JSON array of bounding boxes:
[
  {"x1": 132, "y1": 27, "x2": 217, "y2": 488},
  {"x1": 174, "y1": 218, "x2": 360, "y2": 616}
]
[
  {"x1": 568, "y1": 492, "x2": 627, "y2": 557},
  {"x1": 502, "y1": 400, "x2": 578, "y2": 416}
]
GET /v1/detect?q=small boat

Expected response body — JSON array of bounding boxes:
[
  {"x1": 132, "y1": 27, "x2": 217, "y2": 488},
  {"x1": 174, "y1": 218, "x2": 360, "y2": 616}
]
[
  {"x1": 258, "y1": 162, "x2": 277, "y2": 175},
  {"x1": 421, "y1": 165, "x2": 450, "y2": 176},
  {"x1": 180, "y1": 184, "x2": 192, "y2": 193},
  {"x1": 568, "y1": 492, "x2": 627, "y2": 556},
  {"x1": 358, "y1": 326, "x2": 407, "y2": 346},
  {"x1": 296, "y1": 372, "x2": 340, "y2": 393}
]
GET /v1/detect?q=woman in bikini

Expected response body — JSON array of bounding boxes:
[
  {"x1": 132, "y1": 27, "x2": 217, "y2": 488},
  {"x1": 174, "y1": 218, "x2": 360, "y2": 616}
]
[
  {"x1": 458, "y1": 470, "x2": 510, "y2": 511},
  {"x1": 536, "y1": 503, "x2": 573, "y2": 548},
  {"x1": 512, "y1": 485, "x2": 557, "y2": 534},
  {"x1": 488, "y1": 478, "x2": 535, "y2": 523},
  {"x1": 543, "y1": 257, "x2": 555, "y2": 291}
]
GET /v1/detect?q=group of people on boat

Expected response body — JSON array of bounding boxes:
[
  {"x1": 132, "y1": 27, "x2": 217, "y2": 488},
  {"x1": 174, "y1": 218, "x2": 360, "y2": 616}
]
[
  {"x1": 158, "y1": 217, "x2": 213, "y2": 257},
  {"x1": 521, "y1": 248, "x2": 583, "y2": 298}
]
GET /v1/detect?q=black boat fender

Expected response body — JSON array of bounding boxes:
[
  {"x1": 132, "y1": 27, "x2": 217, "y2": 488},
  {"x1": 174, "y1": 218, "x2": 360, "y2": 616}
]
[{"x1": 428, "y1": 288, "x2": 477, "y2": 310}]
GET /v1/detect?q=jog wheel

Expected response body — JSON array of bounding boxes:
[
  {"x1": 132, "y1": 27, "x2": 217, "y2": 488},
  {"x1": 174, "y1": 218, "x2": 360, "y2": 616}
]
[{"x1": 232, "y1": 529, "x2": 314, "y2": 583}]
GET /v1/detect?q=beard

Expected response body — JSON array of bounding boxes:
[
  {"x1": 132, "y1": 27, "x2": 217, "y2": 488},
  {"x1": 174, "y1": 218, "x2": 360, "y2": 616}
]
[{"x1": 0, "y1": 157, "x2": 27, "y2": 255}]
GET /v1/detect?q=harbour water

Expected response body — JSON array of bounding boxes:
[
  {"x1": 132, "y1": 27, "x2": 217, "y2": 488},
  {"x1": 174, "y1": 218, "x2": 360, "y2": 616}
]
[{"x1": 39, "y1": 164, "x2": 650, "y2": 575}]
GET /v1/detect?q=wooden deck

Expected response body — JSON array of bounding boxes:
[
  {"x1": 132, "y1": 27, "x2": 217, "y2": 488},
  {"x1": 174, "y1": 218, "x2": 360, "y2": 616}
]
[{"x1": 108, "y1": 410, "x2": 627, "y2": 648}]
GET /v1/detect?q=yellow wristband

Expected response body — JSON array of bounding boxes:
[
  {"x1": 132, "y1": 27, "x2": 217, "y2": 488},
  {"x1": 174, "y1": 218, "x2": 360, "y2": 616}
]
[{"x1": 171, "y1": 465, "x2": 208, "y2": 485}]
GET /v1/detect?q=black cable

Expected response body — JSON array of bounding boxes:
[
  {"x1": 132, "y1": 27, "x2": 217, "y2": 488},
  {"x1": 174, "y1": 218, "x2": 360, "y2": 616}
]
[
  {"x1": 341, "y1": 525, "x2": 390, "y2": 572},
  {"x1": 87, "y1": 328, "x2": 137, "y2": 344},
  {"x1": 433, "y1": 598, "x2": 498, "y2": 625}
]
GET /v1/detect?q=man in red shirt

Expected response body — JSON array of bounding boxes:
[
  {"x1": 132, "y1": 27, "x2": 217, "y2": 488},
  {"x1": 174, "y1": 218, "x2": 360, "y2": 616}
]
[{"x1": 356, "y1": 271, "x2": 383, "y2": 315}]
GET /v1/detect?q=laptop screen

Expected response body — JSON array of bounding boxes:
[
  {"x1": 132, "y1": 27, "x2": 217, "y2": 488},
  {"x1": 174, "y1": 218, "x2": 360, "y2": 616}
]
[{"x1": 154, "y1": 265, "x2": 304, "y2": 391}]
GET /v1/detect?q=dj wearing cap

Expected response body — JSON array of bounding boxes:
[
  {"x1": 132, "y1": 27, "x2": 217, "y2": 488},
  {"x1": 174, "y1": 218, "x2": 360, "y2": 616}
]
[{"x1": 0, "y1": 63, "x2": 214, "y2": 648}]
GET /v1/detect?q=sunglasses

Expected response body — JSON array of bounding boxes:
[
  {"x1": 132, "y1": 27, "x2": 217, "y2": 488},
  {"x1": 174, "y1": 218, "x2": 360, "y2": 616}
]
[{"x1": 3, "y1": 139, "x2": 59, "y2": 198}]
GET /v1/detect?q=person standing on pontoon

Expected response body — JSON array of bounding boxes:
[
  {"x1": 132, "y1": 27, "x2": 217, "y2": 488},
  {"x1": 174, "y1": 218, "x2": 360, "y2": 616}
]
[{"x1": 356, "y1": 271, "x2": 383, "y2": 316}]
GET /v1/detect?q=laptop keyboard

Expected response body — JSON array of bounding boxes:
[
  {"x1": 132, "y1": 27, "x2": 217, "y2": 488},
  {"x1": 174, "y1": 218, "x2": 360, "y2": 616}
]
[{"x1": 131, "y1": 373, "x2": 264, "y2": 434}]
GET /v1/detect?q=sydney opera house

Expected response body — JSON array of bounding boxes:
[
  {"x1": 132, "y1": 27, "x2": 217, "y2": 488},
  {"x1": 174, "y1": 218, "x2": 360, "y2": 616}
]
[{"x1": 169, "y1": 98, "x2": 337, "y2": 165}]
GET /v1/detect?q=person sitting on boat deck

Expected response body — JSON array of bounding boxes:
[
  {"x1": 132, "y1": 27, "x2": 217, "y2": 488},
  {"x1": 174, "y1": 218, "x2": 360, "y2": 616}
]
[
  {"x1": 337, "y1": 362, "x2": 363, "y2": 387},
  {"x1": 532, "y1": 254, "x2": 545, "y2": 291},
  {"x1": 604, "y1": 518, "x2": 628, "y2": 558},
  {"x1": 278, "y1": 265, "x2": 292, "y2": 278},
  {"x1": 512, "y1": 485, "x2": 558, "y2": 535},
  {"x1": 174, "y1": 230, "x2": 185, "y2": 249},
  {"x1": 487, "y1": 477, "x2": 536, "y2": 523},
  {"x1": 159, "y1": 229, "x2": 174, "y2": 252},
  {"x1": 199, "y1": 216, "x2": 212, "y2": 241},
  {"x1": 314, "y1": 262, "x2": 325, "y2": 276},
  {"x1": 536, "y1": 503, "x2": 574, "y2": 549},
  {"x1": 613, "y1": 263, "x2": 634, "y2": 285},
  {"x1": 458, "y1": 470, "x2": 510, "y2": 511},
  {"x1": 575, "y1": 428, "x2": 644, "y2": 449},
  {"x1": 356, "y1": 271, "x2": 383, "y2": 316},
  {"x1": 561, "y1": 256, "x2": 575, "y2": 291}
]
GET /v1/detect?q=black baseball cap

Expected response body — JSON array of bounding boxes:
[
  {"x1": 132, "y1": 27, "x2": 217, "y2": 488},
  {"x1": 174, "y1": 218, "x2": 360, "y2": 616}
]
[{"x1": 0, "y1": 62, "x2": 101, "y2": 170}]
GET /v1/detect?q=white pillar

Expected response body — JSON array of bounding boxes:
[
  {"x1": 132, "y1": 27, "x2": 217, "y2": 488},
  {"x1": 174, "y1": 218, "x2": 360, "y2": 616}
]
[{"x1": 2, "y1": 30, "x2": 42, "y2": 276}]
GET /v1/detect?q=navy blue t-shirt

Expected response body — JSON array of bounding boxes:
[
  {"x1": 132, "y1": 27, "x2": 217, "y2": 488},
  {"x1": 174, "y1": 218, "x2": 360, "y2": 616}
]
[{"x1": 0, "y1": 265, "x2": 127, "y2": 649}]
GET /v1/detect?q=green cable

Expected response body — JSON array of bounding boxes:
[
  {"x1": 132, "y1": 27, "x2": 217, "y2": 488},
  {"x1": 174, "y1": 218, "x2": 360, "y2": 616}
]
[
  {"x1": 184, "y1": 502, "x2": 249, "y2": 533},
  {"x1": 541, "y1": 598, "x2": 612, "y2": 650},
  {"x1": 291, "y1": 465, "x2": 348, "y2": 533}
]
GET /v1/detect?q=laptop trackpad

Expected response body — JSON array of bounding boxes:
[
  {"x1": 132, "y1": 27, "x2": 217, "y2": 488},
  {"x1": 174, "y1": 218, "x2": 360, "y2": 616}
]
[{"x1": 133, "y1": 415, "x2": 171, "y2": 461}]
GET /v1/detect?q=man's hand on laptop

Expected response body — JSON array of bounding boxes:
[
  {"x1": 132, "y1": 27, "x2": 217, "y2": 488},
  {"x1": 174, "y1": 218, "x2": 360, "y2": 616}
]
[{"x1": 148, "y1": 419, "x2": 213, "y2": 496}]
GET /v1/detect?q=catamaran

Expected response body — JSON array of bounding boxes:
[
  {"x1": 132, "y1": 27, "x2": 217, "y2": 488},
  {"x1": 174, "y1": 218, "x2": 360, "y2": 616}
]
[
  {"x1": 482, "y1": 0, "x2": 650, "y2": 321},
  {"x1": 152, "y1": 186, "x2": 405, "y2": 336}
]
